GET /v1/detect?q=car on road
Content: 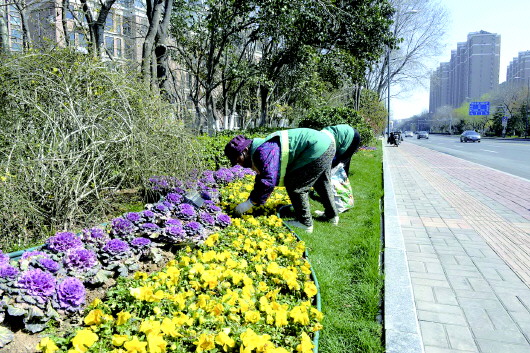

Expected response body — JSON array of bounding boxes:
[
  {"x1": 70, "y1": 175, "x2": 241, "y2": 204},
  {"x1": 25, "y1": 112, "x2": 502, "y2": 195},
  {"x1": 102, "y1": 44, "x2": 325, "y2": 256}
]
[
  {"x1": 404, "y1": 131, "x2": 414, "y2": 137},
  {"x1": 417, "y1": 131, "x2": 429, "y2": 139},
  {"x1": 460, "y1": 130, "x2": 481, "y2": 143}
]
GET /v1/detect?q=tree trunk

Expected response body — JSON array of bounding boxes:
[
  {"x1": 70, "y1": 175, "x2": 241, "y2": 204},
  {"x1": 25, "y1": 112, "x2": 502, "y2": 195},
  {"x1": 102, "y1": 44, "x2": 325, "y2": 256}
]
[
  {"x1": 155, "y1": 0, "x2": 173, "y2": 100},
  {"x1": 62, "y1": 0, "x2": 70, "y2": 46},
  {"x1": 0, "y1": 6, "x2": 8, "y2": 52},
  {"x1": 16, "y1": 3, "x2": 31, "y2": 50},
  {"x1": 259, "y1": 84, "x2": 270, "y2": 127},
  {"x1": 142, "y1": 0, "x2": 165, "y2": 85}
]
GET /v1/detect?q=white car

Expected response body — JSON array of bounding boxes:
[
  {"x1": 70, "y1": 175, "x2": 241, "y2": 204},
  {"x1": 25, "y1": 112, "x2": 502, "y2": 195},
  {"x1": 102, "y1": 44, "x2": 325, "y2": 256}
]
[{"x1": 404, "y1": 131, "x2": 414, "y2": 137}]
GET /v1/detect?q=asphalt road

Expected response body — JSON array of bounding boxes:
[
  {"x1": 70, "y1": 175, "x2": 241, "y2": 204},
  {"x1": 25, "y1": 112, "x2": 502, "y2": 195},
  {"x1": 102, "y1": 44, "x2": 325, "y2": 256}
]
[{"x1": 402, "y1": 134, "x2": 530, "y2": 180}]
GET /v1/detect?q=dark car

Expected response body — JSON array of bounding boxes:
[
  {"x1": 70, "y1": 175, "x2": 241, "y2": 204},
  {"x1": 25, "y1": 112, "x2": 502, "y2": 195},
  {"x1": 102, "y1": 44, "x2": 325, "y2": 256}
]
[
  {"x1": 417, "y1": 131, "x2": 429, "y2": 139},
  {"x1": 460, "y1": 130, "x2": 481, "y2": 143}
]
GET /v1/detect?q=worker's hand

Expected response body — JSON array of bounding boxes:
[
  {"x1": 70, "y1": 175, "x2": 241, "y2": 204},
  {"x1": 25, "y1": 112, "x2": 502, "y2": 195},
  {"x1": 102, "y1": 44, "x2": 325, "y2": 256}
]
[{"x1": 235, "y1": 199, "x2": 254, "y2": 215}]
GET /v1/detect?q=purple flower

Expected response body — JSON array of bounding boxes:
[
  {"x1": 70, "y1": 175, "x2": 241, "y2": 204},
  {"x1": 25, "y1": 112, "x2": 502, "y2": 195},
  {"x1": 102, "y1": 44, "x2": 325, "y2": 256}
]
[
  {"x1": 140, "y1": 223, "x2": 160, "y2": 235},
  {"x1": 20, "y1": 250, "x2": 48, "y2": 261},
  {"x1": 214, "y1": 168, "x2": 235, "y2": 184},
  {"x1": 38, "y1": 258, "x2": 60, "y2": 273},
  {"x1": 216, "y1": 213, "x2": 232, "y2": 227},
  {"x1": 231, "y1": 164, "x2": 255, "y2": 178},
  {"x1": 0, "y1": 252, "x2": 9, "y2": 266},
  {"x1": 199, "y1": 212, "x2": 216, "y2": 227},
  {"x1": 81, "y1": 227, "x2": 108, "y2": 244},
  {"x1": 111, "y1": 217, "x2": 136, "y2": 236},
  {"x1": 154, "y1": 203, "x2": 169, "y2": 213},
  {"x1": 165, "y1": 218, "x2": 183, "y2": 227},
  {"x1": 46, "y1": 232, "x2": 83, "y2": 253},
  {"x1": 125, "y1": 212, "x2": 142, "y2": 223},
  {"x1": 141, "y1": 210, "x2": 155, "y2": 219},
  {"x1": 177, "y1": 203, "x2": 196, "y2": 220},
  {"x1": 103, "y1": 239, "x2": 130, "y2": 255},
  {"x1": 174, "y1": 187, "x2": 186, "y2": 195},
  {"x1": 165, "y1": 225, "x2": 186, "y2": 238},
  {"x1": 0, "y1": 265, "x2": 19, "y2": 278},
  {"x1": 18, "y1": 269, "x2": 56, "y2": 298},
  {"x1": 200, "y1": 171, "x2": 216, "y2": 185},
  {"x1": 63, "y1": 248, "x2": 97, "y2": 270},
  {"x1": 204, "y1": 201, "x2": 221, "y2": 213},
  {"x1": 131, "y1": 237, "x2": 151, "y2": 247},
  {"x1": 166, "y1": 192, "x2": 183, "y2": 205},
  {"x1": 57, "y1": 277, "x2": 85, "y2": 310},
  {"x1": 184, "y1": 221, "x2": 203, "y2": 236}
]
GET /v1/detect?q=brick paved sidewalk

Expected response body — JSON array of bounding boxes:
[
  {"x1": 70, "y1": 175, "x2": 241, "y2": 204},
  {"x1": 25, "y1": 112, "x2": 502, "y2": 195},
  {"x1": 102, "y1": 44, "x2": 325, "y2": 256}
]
[{"x1": 384, "y1": 142, "x2": 530, "y2": 353}]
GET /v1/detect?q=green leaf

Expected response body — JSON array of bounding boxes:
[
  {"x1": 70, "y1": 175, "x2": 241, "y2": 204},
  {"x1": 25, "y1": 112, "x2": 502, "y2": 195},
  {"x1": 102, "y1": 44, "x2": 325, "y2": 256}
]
[
  {"x1": 7, "y1": 305, "x2": 26, "y2": 316},
  {"x1": 93, "y1": 269, "x2": 113, "y2": 284},
  {"x1": 24, "y1": 323, "x2": 46, "y2": 333},
  {"x1": 0, "y1": 326, "x2": 14, "y2": 348}
]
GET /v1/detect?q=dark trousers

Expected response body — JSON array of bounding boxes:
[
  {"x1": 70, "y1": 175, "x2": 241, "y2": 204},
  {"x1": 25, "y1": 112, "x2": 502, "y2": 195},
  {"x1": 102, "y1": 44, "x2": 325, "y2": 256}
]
[{"x1": 284, "y1": 144, "x2": 338, "y2": 227}]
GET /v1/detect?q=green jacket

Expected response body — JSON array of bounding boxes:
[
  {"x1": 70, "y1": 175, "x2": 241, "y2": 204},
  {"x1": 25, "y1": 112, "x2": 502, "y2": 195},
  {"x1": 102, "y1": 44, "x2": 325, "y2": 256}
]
[
  {"x1": 323, "y1": 124, "x2": 355, "y2": 158},
  {"x1": 250, "y1": 128, "x2": 332, "y2": 186}
]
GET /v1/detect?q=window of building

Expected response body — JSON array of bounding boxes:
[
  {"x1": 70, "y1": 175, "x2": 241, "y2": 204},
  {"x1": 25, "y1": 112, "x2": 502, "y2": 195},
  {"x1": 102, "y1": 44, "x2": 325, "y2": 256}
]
[
  {"x1": 115, "y1": 15, "x2": 122, "y2": 34},
  {"x1": 105, "y1": 36, "x2": 114, "y2": 56},
  {"x1": 78, "y1": 33, "x2": 87, "y2": 47},
  {"x1": 134, "y1": 0, "x2": 145, "y2": 9},
  {"x1": 105, "y1": 13, "x2": 114, "y2": 32},
  {"x1": 116, "y1": 38, "x2": 122, "y2": 57},
  {"x1": 66, "y1": 8, "x2": 75, "y2": 20},
  {"x1": 123, "y1": 20, "x2": 131, "y2": 36},
  {"x1": 69, "y1": 32, "x2": 76, "y2": 45}
]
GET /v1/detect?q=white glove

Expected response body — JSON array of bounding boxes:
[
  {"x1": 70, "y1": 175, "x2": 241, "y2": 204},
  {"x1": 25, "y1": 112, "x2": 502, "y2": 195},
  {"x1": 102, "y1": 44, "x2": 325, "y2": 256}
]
[{"x1": 235, "y1": 199, "x2": 254, "y2": 215}]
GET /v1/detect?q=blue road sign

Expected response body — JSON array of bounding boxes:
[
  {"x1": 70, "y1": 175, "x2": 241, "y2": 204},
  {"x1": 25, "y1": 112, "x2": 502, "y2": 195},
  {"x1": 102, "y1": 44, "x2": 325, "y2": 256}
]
[{"x1": 469, "y1": 101, "x2": 490, "y2": 115}]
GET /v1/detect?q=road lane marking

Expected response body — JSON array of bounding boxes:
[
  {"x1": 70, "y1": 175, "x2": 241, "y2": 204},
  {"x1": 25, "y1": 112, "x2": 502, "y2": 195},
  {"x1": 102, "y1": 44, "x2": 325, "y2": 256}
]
[{"x1": 480, "y1": 149, "x2": 498, "y2": 153}]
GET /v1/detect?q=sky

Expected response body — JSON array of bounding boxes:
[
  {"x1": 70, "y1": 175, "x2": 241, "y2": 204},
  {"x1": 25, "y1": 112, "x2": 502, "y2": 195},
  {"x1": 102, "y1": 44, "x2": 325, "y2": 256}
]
[{"x1": 391, "y1": 0, "x2": 530, "y2": 120}]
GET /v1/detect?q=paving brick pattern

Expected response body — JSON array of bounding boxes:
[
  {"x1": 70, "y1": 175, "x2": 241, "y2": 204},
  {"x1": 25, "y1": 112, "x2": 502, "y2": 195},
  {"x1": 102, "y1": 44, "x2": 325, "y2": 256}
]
[{"x1": 385, "y1": 142, "x2": 530, "y2": 353}]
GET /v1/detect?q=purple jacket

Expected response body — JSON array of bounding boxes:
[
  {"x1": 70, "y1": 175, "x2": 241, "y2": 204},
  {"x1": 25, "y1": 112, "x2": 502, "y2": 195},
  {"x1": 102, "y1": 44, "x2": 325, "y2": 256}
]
[{"x1": 249, "y1": 140, "x2": 280, "y2": 205}]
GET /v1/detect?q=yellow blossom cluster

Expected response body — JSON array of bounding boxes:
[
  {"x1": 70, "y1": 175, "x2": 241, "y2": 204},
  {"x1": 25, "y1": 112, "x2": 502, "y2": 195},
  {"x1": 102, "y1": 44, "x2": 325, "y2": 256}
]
[
  {"x1": 37, "y1": 178, "x2": 322, "y2": 353},
  {"x1": 219, "y1": 175, "x2": 291, "y2": 217}
]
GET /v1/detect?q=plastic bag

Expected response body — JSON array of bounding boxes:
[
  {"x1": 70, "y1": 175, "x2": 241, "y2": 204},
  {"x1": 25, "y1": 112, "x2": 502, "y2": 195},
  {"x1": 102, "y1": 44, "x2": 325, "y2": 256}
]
[{"x1": 331, "y1": 163, "x2": 354, "y2": 213}]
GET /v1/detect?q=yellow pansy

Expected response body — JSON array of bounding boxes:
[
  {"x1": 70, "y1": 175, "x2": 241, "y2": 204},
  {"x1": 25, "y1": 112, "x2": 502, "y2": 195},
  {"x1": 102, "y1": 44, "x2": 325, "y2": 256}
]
[
  {"x1": 71, "y1": 329, "x2": 98, "y2": 353},
  {"x1": 194, "y1": 333, "x2": 215, "y2": 352},
  {"x1": 112, "y1": 335, "x2": 129, "y2": 347},
  {"x1": 290, "y1": 306, "x2": 310, "y2": 326},
  {"x1": 116, "y1": 311, "x2": 132, "y2": 325},
  {"x1": 146, "y1": 333, "x2": 167, "y2": 353},
  {"x1": 244, "y1": 310, "x2": 261, "y2": 323},
  {"x1": 303, "y1": 281, "x2": 317, "y2": 298},
  {"x1": 204, "y1": 233, "x2": 219, "y2": 247},
  {"x1": 295, "y1": 332, "x2": 314, "y2": 353},
  {"x1": 89, "y1": 298, "x2": 102, "y2": 308},
  {"x1": 275, "y1": 309, "x2": 289, "y2": 327},
  {"x1": 123, "y1": 336, "x2": 147, "y2": 353},
  {"x1": 36, "y1": 337, "x2": 59, "y2": 353},
  {"x1": 160, "y1": 317, "x2": 179, "y2": 337},
  {"x1": 84, "y1": 309, "x2": 105, "y2": 326},
  {"x1": 139, "y1": 319, "x2": 161, "y2": 335},
  {"x1": 215, "y1": 331, "x2": 235, "y2": 352}
]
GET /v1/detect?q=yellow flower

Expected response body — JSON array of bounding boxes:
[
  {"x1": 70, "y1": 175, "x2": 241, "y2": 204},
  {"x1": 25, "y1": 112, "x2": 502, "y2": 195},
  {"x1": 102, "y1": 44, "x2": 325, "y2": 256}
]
[
  {"x1": 36, "y1": 337, "x2": 59, "y2": 353},
  {"x1": 193, "y1": 333, "x2": 215, "y2": 352},
  {"x1": 146, "y1": 333, "x2": 167, "y2": 353},
  {"x1": 295, "y1": 332, "x2": 314, "y2": 353},
  {"x1": 89, "y1": 298, "x2": 102, "y2": 308},
  {"x1": 303, "y1": 281, "x2": 318, "y2": 298},
  {"x1": 290, "y1": 306, "x2": 310, "y2": 326},
  {"x1": 112, "y1": 335, "x2": 129, "y2": 347},
  {"x1": 139, "y1": 319, "x2": 161, "y2": 336},
  {"x1": 116, "y1": 311, "x2": 132, "y2": 325},
  {"x1": 71, "y1": 329, "x2": 98, "y2": 353},
  {"x1": 124, "y1": 336, "x2": 147, "y2": 353},
  {"x1": 215, "y1": 331, "x2": 235, "y2": 352},
  {"x1": 161, "y1": 317, "x2": 179, "y2": 337},
  {"x1": 134, "y1": 271, "x2": 149, "y2": 280},
  {"x1": 204, "y1": 233, "x2": 219, "y2": 247},
  {"x1": 275, "y1": 309, "x2": 289, "y2": 327},
  {"x1": 84, "y1": 309, "x2": 105, "y2": 326},
  {"x1": 240, "y1": 328, "x2": 272, "y2": 351},
  {"x1": 244, "y1": 310, "x2": 261, "y2": 323}
]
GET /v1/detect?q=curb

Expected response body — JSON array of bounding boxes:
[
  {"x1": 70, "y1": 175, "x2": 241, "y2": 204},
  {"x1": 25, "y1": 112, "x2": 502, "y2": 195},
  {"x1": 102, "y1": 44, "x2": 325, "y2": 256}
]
[{"x1": 382, "y1": 146, "x2": 424, "y2": 353}]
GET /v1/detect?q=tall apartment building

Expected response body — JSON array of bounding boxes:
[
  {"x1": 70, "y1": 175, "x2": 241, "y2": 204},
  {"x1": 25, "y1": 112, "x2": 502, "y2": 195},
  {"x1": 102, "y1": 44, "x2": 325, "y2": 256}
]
[
  {"x1": 506, "y1": 51, "x2": 530, "y2": 85},
  {"x1": 1, "y1": 0, "x2": 147, "y2": 62},
  {"x1": 429, "y1": 30, "x2": 500, "y2": 114}
]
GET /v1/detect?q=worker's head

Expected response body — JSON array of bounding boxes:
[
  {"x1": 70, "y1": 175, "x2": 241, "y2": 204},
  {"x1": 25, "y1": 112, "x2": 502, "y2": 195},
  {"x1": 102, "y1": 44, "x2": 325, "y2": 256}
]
[{"x1": 224, "y1": 135, "x2": 252, "y2": 167}]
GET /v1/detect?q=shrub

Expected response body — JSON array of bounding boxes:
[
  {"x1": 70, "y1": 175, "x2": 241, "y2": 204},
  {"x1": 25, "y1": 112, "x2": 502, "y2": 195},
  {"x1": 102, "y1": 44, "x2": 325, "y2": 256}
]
[
  {"x1": 297, "y1": 106, "x2": 375, "y2": 145},
  {"x1": 0, "y1": 49, "x2": 204, "y2": 250}
]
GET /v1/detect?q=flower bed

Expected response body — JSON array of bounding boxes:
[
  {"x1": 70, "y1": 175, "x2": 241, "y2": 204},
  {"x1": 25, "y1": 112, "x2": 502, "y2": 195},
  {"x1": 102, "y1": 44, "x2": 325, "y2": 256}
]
[{"x1": 0, "y1": 165, "x2": 323, "y2": 352}]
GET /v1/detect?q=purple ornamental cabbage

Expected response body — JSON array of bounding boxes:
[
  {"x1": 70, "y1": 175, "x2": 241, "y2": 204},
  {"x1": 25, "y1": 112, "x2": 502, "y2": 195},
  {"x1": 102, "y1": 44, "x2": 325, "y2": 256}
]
[
  {"x1": 131, "y1": 237, "x2": 151, "y2": 247},
  {"x1": 200, "y1": 171, "x2": 216, "y2": 185},
  {"x1": 203, "y1": 201, "x2": 222, "y2": 213},
  {"x1": 162, "y1": 226, "x2": 187, "y2": 243},
  {"x1": 56, "y1": 277, "x2": 86, "y2": 310},
  {"x1": 165, "y1": 218, "x2": 183, "y2": 227},
  {"x1": 199, "y1": 212, "x2": 216, "y2": 227},
  {"x1": 154, "y1": 203, "x2": 169, "y2": 213},
  {"x1": 184, "y1": 221, "x2": 203, "y2": 236},
  {"x1": 177, "y1": 203, "x2": 196, "y2": 220},
  {"x1": 81, "y1": 227, "x2": 108, "y2": 245},
  {"x1": 214, "y1": 168, "x2": 235, "y2": 184},
  {"x1": 125, "y1": 212, "x2": 142, "y2": 223},
  {"x1": 216, "y1": 213, "x2": 232, "y2": 227},
  {"x1": 166, "y1": 192, "x2": 183, "y2": 205},
  {"x1": 18, "y1": 269, "x2": 56, "y2": 298},
  {"x1": 46, "y1": 232, "x2": 83, "y2": 253},
  {"x1": 103, "y1": 239, "x2": 130, "y2": 255},
  {"x1": 38, "y1": 258, "x2": 60, "y2": 273},
  {"x1": 0, "y1": 265, "x2": 19, "y2": 278},
  {"x1": 0, "y1": 251, "x2": 9, "y2": 266},
  {"x1": 141, "y1": 210, "x2": 156, "y2": 221},
  {"x1": 111, "y1": 217, "x2": 136, "y2": 236},
  {"x1": 63, "y1": 248, "x2": 98, "y2": 270},
  {"x1": 231, "y1": 164, "x2": 255, "y2": 178},
  {"x1": 20, "y1": 250, "x2": 48, "y2": 260}
]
